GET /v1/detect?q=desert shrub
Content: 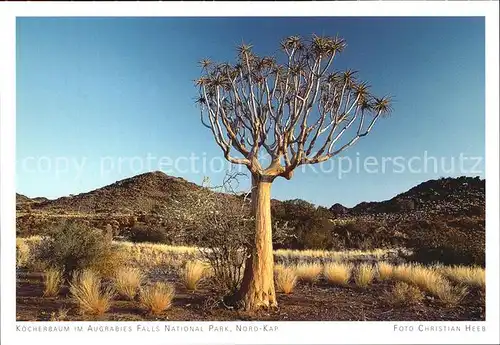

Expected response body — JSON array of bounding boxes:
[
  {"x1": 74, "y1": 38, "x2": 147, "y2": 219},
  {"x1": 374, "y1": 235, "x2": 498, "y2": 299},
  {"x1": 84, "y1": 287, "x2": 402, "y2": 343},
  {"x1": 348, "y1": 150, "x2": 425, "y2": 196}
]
[
  {"x1": 407, "y1": 246, "x2": 484, "y2": 267},
  {"x1": 324, "y1": 262, "x2": 352, "y2": 286},
  {"x1": 43, "y1": 268, "x2": 63, "y2": 297},
  {"x1": 331, "y1": 219, "x2": 394, "y2": 250},
  {"x1": 113, "y1": 267, "x2": 143, "y2": 300},
  {"x1": 277, "y1": 199, "x2": 317, "y2": 221},
  {"x1": 298, "y1": 216, "x2": 335, "y2": 250},
  {"x1": 18, "y1": 236, "x2": 50, "y2": 272},
  {"x1": 274, "y1": 266, "x2": 297, "y2": 294},
  {"x1": 69, "y1": 269, "x2": 114, "y2": 316},
  {"x1": 294, "y1": 262, "x2": 322, "y2": 283},
  {"x1": 272, "y1": 200, "x2": 332, "y2": 250},
  {"x1": 140, "y1": 282, "x2": 175, "y2": 315},
  {"x1": 126, "y1": 225, "x2": 169, "y2": 243},
  {"x1": 377, "y1": 262, "x2": 394, "y2": 280},
  {"x1": 181, "y1": 260, "x2": 207, "y2": 291},
  {"x1": 404, "y1": 218, "x2": 485, "y2": 267},
  {"x1": 189, "y1": 179, "x2": 253, "y2": 295},
  {"x1": 390, "y1": 282, "x2": 424, "y2": 306},
  {"x1": 34, "y1": 221, "x2": 124, "y2": 278},
  {"x1": 354, "y1": 263, "x2": 375, "y2": 288}
]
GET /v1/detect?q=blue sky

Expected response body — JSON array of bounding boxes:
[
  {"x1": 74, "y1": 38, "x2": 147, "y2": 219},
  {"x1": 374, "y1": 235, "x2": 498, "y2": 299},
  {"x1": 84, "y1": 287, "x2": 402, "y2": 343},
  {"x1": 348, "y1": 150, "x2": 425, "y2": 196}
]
[{"x1": 16, "y1": 17, "x2": 485, "y2": 208}]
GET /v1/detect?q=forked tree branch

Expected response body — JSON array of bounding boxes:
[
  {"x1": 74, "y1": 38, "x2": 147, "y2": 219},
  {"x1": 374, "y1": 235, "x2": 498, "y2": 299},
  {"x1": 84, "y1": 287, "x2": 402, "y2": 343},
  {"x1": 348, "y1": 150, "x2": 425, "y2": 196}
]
[{"x1": 195, "y1": 35, "x2": 392, "y2": 180}]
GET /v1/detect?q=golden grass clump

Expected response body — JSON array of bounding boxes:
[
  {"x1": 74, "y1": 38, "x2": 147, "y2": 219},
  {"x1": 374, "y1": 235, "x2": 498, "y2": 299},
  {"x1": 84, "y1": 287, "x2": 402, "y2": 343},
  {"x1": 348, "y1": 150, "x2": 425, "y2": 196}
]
[
  {"x1": 69, "y1": 269, "x2": 114, "y2": 316},
  {"x1": 392, "y1": 263, "x2": 413, "y2": 282},
  {"x1": 440, "y1": 265, "x2": 485, "y2": 289},
  {"x1": 113, "y1": 267, "x2": 143, "y2": 300},
  {"x1": 391, "y1": 281, "x2": 424, "y2": 305},
  {"x1": 274, "y1": 266, "x2": 297, "y2": 294},
  {"x1": 354, "y1": 263, "x2": 375, "y2": 288},
  {"x1": 16, "y1": 238, "x2": 31, "y2": 268},
  {"x1": 181, "y1": 260, "x2": 206, "y2": 291},
  {"x1": 294, "y1": 262, "x2": 322, "y2": 283},
  {"x1": 393, "y1": 264, "x2": 468, "y2": 306},
  {"x1": 140, "y1": 282, "x2": 175, "y2": 315},
  {"x1": 432, "y1": 280, "x2": 469, "y2": 306},
  {"x1": 377, "y1": 262, "x2": 394, "y2": 280},
  {"x1": 323, "y1": 262, "x2": 352, "y2": 286},
  {"x1": 43, "y1": 268, "x2": 63, "y2": 297}
]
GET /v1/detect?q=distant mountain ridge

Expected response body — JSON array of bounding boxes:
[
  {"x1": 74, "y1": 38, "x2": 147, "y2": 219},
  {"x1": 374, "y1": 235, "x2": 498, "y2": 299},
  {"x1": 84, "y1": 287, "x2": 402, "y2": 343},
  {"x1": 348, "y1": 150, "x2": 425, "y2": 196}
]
[
  {"x1": 18, "y1": 172, "x2": 485, "y2": 219},
  {"x1": 329, "y1": 176, "x2": 484, "y2": 217},
  {"x1": 23, "y1": 171, "x2": 218, "y2": 214}
]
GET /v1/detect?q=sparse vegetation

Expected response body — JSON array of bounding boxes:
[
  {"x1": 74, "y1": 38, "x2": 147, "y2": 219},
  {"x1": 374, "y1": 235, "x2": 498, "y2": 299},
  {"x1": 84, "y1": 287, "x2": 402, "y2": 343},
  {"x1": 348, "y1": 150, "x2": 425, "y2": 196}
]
[
  {"x1": 139, "y1": 282, "x2": 175, "y2": 315},
  {"x1": 294, "y1": 263, "x2": 322, "y2": 283},
  {"x1": 126, "y1": 225, "x2": 169, "y2": 244},
  {"x1": 16, "y1": 238, "x2": 30, "y2": 268},
  {"x1": 34, "y1": 222, "x2": 125, "y2": 278},
  {"x1": 69, "y1": 269, "x2": 114, "y2": 316},
  {"x1": 391, "y1": 264, "x2": 469, "y2": 306},
  {"x1": 392, "y1": 263, "x2": 413, "y2": 282},
  {"x1": 17, "y1": 237, "x2": 485, "y2": 321},
  {"x1": 274, "y1": 265, "x2": 297, "y2": 294},
  {"x1": 377, "y1": 262, "x2": 394, "y2": 280},
  {"x1": 113, "y1": 267, "x2": 143, "y2": 300},
  {"x1": 14, "y1": 16, "x2": 485, "y2": 322},
  {"x1": 440, "y1": 265, "x2": 485, "y2": 289},
  {"x1": 354, "y1": 263, "x2": 375, "y2": 288},
  {"x1": 323, "y1": 262, "x2": 352, "y2": 286},
  {"x1": 390, "y1": 282, "x2": 424, "y2": 306},
  {"x1": 181, "y1": 261, "x2": 206, "y2": 291},
  {"x1": 43, "y1": 268, "x2": 63, "y2": 297},
  {"x1": 50, "y1": 308, "x2": 69, "y2": 321}
]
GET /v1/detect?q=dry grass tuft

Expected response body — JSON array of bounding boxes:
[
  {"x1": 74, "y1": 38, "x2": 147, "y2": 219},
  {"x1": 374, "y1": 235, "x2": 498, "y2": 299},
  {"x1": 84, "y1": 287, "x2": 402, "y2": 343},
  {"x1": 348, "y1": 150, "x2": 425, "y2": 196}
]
[
  {"x1": 323, "y1": 262, "x2": 352, "y2": 286},
  {"x1": 354, "y1": 263, "x2": 375, "y2": 288},
  {"x1": 16, "y1": 238, "x2": 31, "y2": 268},
  {"x1": 181, "y1": 261, "x2": 207, "y2": 291},
  {"x1": 434, "y1": 281, "x2": 469, "y2": 306},
  {"x1": 43, "y1": 268, "x2": 63, "y2": 297},
  {"x1": 50, "y1": 308, "x2": 69, "y2": 321},
  {"x1": 294, "y1": 263, "x2": 322, "y2": 283},
  {"x1": 140, "y1": 282, "x2": 175, "y2": 315},
  {"x1": 391, "y1": 281, "x2": 424, "y2": 305},
  {"x1": 69, "y1": 269, "x2": 114, "y2": 316},
  {"x1": 113, "y1": 267, "x2": 143, "y2": 300},
  {"x1": 275, "y1": 266, "x2": 297, "y2": 294},
  {"x1": 440, "y1": 265, "x2": 485, "y2": 289},
  {"x1": 392, "y1": 263, "x2": 413, "y2": 281},
  {"x1": 393, "y1": 264, "x2": 468, "y2": 306},
  {"x1": 377, "y1": 262, "x2": 394, "y2": 280}
]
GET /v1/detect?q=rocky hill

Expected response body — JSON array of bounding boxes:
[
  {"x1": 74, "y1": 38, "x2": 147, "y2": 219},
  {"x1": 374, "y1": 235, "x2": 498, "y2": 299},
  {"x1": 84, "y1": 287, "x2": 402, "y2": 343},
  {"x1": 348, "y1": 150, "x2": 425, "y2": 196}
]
[
  {"x1": 28, "y1": 171, "x2": 223, "y2": 215},
  {"x1": 16, "y1": 193, "x2": 31, "y2": 204},
  {"x1": 329, "y1": 176, "x2": 485, "y2": 217}
]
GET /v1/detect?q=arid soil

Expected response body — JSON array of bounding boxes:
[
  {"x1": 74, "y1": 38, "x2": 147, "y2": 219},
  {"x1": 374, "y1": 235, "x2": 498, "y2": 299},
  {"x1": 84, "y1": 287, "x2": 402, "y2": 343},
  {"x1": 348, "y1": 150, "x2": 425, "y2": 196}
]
[{"x1": 16, "y1": 269, "x2": 485, "y2": 322}]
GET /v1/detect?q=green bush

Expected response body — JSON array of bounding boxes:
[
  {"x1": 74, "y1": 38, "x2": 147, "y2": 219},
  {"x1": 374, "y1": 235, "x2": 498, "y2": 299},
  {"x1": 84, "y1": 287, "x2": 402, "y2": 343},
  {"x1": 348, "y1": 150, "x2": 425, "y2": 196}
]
[{"x1": 34, "y1": 221, "x2": 124, "y2": 278}]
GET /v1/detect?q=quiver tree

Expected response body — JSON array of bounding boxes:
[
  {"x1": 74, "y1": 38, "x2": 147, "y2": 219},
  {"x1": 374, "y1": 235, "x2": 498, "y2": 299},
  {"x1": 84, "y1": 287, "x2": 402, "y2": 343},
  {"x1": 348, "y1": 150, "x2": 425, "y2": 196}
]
[{"x1": 195, "y1": 34, "x2": 392, "y2": 311}]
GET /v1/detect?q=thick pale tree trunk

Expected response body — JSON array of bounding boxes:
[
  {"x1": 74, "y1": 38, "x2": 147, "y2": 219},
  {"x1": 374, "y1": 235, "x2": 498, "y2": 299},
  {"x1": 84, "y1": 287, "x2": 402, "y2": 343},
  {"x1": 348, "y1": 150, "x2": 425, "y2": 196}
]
[{"x1": 236, "y1": 175, "x2": 277, "y2": 311}]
